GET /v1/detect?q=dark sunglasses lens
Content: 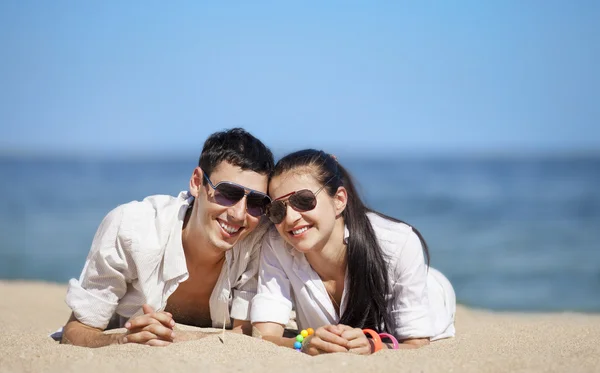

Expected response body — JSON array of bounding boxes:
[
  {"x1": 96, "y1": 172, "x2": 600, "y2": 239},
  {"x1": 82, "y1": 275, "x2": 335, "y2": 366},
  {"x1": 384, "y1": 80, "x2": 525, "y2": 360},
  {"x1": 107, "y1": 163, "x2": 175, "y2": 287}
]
[
  {"x1": 267, "y1": 201, "x2": 287, "y2": 224},
  {"x1": 246, "y1": 193, "x2": 271, "y2": 217},
  {"x1": 213, "y1": 183, "x2": 245, "y2": 206},
  {"x1": 289, "y1": 190, "x2": 317, "y2": 211}
]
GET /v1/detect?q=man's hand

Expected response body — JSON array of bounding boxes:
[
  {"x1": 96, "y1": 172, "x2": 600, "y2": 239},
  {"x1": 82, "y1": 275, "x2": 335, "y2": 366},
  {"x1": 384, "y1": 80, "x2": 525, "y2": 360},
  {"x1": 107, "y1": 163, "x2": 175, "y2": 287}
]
[
  {"x1": 336, "y1": 324, "x2": 373, "y2": 355},
  {"x1": 301, "y1": 325, "x2": 349, "y2": 355},
  {"x1": 122, "y1": 304, "x2": 176, "y2": 346}
]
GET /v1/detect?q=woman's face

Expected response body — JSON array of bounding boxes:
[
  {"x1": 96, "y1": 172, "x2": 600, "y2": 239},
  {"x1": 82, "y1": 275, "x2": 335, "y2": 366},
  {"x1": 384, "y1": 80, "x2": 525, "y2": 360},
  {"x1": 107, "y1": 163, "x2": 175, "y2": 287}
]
[{"x1": 268, "y1": 170, "x2": 344, "y2": 253}]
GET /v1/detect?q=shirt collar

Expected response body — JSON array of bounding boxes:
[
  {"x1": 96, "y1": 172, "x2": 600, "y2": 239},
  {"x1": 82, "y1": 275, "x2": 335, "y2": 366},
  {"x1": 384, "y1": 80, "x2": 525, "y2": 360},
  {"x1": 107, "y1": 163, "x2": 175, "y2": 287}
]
[{"x1": 162, "y1": 191, "x2": 193, "y2": 281}]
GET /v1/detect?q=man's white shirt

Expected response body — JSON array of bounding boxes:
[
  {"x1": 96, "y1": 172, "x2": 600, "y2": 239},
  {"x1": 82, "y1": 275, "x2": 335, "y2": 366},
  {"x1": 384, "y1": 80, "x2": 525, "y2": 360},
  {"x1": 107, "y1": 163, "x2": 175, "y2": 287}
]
[{"x1": 66, "y1": 191, "x2": 269, "y2": 330}]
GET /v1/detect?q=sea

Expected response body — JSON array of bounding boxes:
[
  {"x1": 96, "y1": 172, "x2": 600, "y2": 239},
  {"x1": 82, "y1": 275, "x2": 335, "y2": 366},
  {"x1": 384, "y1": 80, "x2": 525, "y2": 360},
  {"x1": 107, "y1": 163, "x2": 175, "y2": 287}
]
[{"x1": 1, "y1": 154, "x2": 598, "y2": 313}]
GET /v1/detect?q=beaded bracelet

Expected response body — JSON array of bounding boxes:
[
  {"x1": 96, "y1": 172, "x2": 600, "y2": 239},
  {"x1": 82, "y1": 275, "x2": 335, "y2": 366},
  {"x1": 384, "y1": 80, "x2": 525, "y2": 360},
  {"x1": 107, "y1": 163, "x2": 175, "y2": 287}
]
[{"x1": 293, "y1": 328, "x2": 315, "y2": 351}]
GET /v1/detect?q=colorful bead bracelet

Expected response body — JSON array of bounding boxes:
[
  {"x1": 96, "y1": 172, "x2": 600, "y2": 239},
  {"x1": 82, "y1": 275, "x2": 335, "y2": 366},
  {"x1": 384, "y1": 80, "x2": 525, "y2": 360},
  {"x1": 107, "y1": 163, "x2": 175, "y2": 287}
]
[{"x1": 293, "y1": 328, "x2": 315, "y2": 351}]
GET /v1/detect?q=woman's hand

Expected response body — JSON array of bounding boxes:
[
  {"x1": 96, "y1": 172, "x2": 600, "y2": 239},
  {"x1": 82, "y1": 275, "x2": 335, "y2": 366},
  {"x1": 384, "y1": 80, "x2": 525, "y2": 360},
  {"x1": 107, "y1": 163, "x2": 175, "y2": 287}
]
[
  {"x1": 301, "y1": 325, "x2": 350, "y2": 355},
  {"x1": 336, "y1": 324, "x2": 373, "y2": 355}
]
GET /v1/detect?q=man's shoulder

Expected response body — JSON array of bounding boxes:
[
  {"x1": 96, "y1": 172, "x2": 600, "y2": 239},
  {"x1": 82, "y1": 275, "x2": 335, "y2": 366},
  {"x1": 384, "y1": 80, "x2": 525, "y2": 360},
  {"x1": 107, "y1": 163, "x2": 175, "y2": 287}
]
[
  {"x1": 108, "y1": 192, "x2": 186, "y2": 234},
  {"x1": 117, "y1": 193, "x2": 183, "y2": 218}
]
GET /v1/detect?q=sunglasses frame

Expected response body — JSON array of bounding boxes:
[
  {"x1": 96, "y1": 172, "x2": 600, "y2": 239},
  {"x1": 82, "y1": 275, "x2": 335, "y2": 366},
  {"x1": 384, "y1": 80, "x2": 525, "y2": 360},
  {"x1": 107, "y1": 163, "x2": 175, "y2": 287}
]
[
  {"x1": 266, "y1": 175, "x2": 336, "y2": 224},
  {"x1": 202, "y1": 170, "x2": 271, "y2": 217}
]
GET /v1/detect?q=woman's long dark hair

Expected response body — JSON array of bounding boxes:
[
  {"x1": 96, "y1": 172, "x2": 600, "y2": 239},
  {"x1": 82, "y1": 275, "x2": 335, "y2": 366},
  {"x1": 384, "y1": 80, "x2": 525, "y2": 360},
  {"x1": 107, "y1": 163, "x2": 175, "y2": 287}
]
[{"x1": 273, "y1": 149, "x2": 430, "y2": 333}]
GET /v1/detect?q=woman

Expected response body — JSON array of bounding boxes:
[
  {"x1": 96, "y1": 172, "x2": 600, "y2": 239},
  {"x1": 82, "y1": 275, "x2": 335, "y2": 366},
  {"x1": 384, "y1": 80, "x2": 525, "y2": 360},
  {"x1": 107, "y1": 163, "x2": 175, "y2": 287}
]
[{"x1": 250, "y1": 150, "x2": 455, "y2": 355}]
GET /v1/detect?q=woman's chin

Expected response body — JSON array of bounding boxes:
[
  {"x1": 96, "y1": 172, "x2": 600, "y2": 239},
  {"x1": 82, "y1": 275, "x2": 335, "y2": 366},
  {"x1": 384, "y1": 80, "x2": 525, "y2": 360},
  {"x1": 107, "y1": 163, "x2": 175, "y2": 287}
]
[{"x1": 288, "y1": 238, "x2": 320, "y2": 254}]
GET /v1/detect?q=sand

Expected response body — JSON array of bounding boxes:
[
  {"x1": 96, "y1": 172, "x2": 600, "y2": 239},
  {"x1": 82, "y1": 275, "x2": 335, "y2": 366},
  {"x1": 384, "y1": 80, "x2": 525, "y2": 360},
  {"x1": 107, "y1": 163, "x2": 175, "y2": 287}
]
[{"x1": 1, "y1": 281, "x2": 599, "y2": 373}]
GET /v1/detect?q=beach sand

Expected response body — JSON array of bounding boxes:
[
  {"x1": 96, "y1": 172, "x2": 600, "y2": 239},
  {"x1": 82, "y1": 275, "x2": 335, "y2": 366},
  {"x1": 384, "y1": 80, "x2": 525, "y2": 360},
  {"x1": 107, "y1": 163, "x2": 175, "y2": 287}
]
[{"x1": 1, "y1": 281, "x2": 599, "y2": 373}]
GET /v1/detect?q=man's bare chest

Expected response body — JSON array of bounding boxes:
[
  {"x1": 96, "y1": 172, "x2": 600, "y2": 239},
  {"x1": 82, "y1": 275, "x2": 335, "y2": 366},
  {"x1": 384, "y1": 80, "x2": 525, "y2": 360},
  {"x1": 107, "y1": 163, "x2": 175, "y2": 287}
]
[{"x1": 165, "y1": 270, "x2": 222, "y2": 327}]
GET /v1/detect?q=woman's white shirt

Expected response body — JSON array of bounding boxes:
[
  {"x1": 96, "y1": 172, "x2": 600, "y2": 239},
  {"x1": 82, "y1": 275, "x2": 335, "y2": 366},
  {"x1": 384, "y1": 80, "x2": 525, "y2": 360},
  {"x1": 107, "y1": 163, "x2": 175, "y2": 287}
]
[{"x1": 251, "y1": 212, "x2": 455, "y2": 340}]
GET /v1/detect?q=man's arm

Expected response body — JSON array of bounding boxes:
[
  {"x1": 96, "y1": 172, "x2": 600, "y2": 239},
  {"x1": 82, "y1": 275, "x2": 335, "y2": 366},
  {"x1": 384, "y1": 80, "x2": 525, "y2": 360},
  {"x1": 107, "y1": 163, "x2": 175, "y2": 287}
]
[
  {"x1": 64, "y1": 205, "x2": 130, "y2": 346},
  {"x1": 62, "y1": 305, "x2": 176, "y2": 347},
  {"x1": 61, "y1": 313, "x2": 124, "y2": 348}
]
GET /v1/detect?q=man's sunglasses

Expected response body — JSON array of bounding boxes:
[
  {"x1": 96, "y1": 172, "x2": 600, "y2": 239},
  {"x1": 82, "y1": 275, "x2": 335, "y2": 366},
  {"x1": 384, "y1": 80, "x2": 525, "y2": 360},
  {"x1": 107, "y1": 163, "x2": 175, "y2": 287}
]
[
  {"x1": 266, "y1": 176, "x2": 335, "y2": 224},
  {"x1": 202, "y1": 171, "x2": 271, "y2": 217}
]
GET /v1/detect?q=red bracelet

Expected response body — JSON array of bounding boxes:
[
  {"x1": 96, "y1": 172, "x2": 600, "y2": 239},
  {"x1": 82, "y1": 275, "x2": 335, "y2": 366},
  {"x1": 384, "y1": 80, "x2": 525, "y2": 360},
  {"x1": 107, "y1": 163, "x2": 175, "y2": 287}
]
[
  {"x1": 362, "y1": 328, "x2": 383, "y2": 353},
  {"x1": 378, "y1": 333, "x2": 399, "y2": 349}
]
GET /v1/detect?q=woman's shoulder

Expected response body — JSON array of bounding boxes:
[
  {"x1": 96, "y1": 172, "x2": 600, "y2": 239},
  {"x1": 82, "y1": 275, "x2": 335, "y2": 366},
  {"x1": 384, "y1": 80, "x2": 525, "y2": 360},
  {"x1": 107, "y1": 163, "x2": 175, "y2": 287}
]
[
  {"x1": 366, "y1": 211, "x2": 424, "y2": 263},
  {"x1": 366, "y1": 211, "x2": 414, "y2": 243}
]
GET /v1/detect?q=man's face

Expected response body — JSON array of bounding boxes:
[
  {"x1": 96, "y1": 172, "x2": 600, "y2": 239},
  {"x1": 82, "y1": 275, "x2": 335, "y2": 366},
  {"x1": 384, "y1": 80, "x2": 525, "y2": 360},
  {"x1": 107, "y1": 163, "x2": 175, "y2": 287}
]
[{"x1": 188, "y1": 161, "x2": 269, "y2": 253}]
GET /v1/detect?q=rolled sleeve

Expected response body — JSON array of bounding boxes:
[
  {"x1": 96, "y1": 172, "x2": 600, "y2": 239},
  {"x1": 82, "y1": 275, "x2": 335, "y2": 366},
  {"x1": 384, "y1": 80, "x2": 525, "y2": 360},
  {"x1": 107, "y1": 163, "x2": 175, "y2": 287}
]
[
  {"x1": 389, "y1": 229, "x2": 432, "y2": 339},
  {"x1": 230, "y1": 289, "x2": 255, "y2": 321},
  {"x1": 251, "y1": 293, "x2": 292, "y2": 325},
  {"x1": 65, "y1": 205, "x2": 133, "y2": 329},
  {"x1": 250, "y1": 231, "x2": 293, "y2": 325},
  {"x1": 66, "y1": 279, "x2": 119, "y2": 329}
]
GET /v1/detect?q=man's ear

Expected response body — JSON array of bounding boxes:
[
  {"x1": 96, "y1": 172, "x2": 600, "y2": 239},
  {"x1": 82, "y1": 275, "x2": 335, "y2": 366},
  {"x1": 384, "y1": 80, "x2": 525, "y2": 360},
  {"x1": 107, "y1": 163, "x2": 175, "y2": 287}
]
[
  {"x1": 333, "y1": 186, "x2": 348, "y2": 216},
  {"x1": 189, "y1": 167, "x2": 204, "y2": 198}
]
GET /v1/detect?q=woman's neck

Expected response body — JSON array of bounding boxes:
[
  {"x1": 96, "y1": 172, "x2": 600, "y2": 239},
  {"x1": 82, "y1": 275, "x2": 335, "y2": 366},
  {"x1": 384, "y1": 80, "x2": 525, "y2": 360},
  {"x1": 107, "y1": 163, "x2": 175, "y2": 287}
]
[{"x1": 305, "y1": 216, "x2": 347, "y2": 281}]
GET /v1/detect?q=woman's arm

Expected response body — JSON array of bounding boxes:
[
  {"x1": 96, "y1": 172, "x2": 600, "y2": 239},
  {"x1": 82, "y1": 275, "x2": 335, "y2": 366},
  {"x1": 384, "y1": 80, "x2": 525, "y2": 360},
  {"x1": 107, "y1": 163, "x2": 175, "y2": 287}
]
[
  {"x1": 250, "y1": 231, "x2": 349, "y2": 354},
  {"x1": 395, "y1": 337, "x2": 430, "y2": 349},
  {"x1": 388, "y1": 229, "x2": 434, "y2": 344},
  {"x1": 231, "y1": 319, "x2": 253, "y2": 336},
  {"x1": 252, "y1": 322, "x2": 296, "y2": 348},
  {"x1": 253, "y1": 322, "x2": 350, "y2": 355}
]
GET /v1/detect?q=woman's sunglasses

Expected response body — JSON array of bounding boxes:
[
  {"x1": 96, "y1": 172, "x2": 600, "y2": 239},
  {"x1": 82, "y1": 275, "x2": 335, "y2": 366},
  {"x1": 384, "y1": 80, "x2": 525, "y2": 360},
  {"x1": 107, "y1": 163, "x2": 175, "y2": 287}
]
[
  {"x1": 266, "y1": 176, "x2": 335, "y2": 224},
  {"x1": 202, "y1": 171, "x2": 271, "y2": 217}
]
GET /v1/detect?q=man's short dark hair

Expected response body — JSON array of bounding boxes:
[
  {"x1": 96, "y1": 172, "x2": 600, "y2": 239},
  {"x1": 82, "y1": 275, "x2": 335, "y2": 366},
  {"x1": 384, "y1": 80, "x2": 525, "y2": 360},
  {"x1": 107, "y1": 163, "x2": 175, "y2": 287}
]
[{"x1": 199, "y1": 128, "x2": 274, "y2": 180}]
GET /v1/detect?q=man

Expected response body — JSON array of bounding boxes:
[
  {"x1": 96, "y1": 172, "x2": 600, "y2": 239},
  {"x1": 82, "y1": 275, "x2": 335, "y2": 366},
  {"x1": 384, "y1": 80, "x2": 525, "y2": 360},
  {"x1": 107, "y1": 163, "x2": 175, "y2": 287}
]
[{"x1": 60, "y1": 128, "x2": 274, "y2": 347}]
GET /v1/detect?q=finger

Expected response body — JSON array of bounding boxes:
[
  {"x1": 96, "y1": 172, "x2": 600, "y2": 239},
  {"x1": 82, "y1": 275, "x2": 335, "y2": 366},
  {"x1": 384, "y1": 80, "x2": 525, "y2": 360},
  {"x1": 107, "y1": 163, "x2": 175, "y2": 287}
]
[
  {"x1": 124, "y1": 330, "x2": 159, "y2": 344},
  {"x1": 306, "y1": 347, "x2": 328, "y2": 356},
  {"x1": 142, "y1": 323, "x2": 175, "y2": 341},
  {"x1": 125, "y1": 315, "x2": 160, "y2": 330},
  {"x1": 145, "y1": 339, "x2": 172, "y2": 347},
  {"x1": 309, "y1": 336, "x2": 349, "y2": 353},
  {"x1": 303, "y1": 346, "x2": 320, "y2": 356},
  {"x1": 127, "y1": 314, "x2": 174, "y2": 329},
  {"x1": 315, "y1": 328, "x2": 349, "y2": 348},
  {"x1": 322, "y1": 324, "x2": 345, "y2": 335},
  {"x1": 142, "y1": 304, "x2": 155, "y2": 314},
  {"x1": 147, "y1": 312, "x2": 175, "y2": 328},
  {"x1": 335, "y1": 324, "x2": 354, "y2": 332},
  {"x1": 346, "y1": 336, "x2": 370, "y2": 350},
  {"x1": 341, "y1": 328, "x2": 364, "y2": 341},
  {"x1": 348, "y1": 345, "x2": 372, "y2": 355}
]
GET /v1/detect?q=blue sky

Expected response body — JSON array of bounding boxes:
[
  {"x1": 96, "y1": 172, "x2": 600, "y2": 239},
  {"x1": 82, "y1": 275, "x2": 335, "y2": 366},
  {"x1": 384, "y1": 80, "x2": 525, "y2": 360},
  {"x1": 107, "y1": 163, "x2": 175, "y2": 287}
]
[{"x1": 1, "y1": 1, "x2": 598, "y2": 157}]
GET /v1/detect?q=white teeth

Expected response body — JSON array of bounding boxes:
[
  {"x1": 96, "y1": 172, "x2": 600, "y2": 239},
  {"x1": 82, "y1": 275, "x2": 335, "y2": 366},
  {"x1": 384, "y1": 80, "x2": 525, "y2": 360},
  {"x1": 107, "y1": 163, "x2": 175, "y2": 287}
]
[
  {"x1": 292, "y1": 227, "x2": 308, "y2": 235},
  {"x1": 219, "y1": 221, "x2": 240, "y2": 234}
]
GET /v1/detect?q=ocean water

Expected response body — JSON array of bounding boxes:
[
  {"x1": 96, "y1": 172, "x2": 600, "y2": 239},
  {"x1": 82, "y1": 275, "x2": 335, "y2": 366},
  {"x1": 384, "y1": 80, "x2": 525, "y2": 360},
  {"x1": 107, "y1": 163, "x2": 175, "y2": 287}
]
[{"x1": 1, "y1": 155, "x2": 599, "y2": 312}]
